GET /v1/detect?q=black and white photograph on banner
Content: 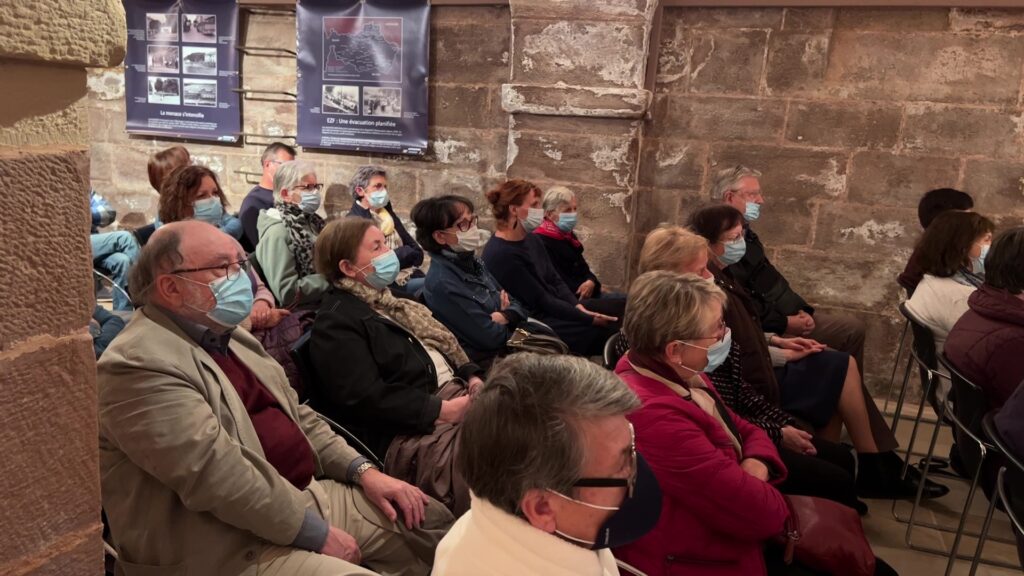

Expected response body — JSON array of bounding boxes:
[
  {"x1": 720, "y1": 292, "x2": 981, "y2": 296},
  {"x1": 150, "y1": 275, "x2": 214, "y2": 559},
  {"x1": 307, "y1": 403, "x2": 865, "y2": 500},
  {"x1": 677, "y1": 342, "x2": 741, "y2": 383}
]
[
  {"x1": 182, "y1": 14, "x2": 217, "y2": 43},
  {"x1": 147, "y1": 76, "x2": 180, "y2": 105},
  {"x1": 182, "y1": 46, "x2": 217, "y2": 75},
  {"x1": 362, "y1": 86, "x2": 401, "y2": 117},
  {"x1": 183, "y1": 78, "x2": 217, "y2": 107},
  {"x1": 321, "y1": 85, "x2": 359, "y2": 115},
  {"x1": 146, "y1": 45, "x2": 179, "y2": 73},
  {"x1": 146, "y1": 13, "x2": 178, "y2": 41}
]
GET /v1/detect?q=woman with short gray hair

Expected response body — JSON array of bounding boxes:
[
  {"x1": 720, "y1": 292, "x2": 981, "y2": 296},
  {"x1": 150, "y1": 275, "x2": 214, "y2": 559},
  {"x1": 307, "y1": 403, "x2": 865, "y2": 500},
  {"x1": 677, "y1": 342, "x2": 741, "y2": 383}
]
[
  {"x1": 253, "y1": 159, "x2": 328, "y2": 306},
  {"x1": 434, "y1": 353, "x2": 661, "y2": 575},
  {"x1": 534, "y1": 185, "x2": 626, "y2": 318}
]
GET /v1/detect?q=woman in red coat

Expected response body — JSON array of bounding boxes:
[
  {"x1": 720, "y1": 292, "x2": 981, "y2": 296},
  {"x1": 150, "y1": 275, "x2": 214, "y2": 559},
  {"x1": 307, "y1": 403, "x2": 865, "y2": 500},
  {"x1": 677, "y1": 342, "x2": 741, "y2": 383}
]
[{"x1": 614, "y1": 270, "x2": 790, "y2": 576}]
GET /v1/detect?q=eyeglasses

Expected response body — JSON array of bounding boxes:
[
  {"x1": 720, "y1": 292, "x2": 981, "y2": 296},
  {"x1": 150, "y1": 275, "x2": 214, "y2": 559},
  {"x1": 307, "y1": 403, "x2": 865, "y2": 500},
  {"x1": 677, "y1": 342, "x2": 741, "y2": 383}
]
[
  {"x1": 171, "y1": 258, "x2": 251, "y2": 282},
  {"x1": 694, "y1": 318, "x2": 727, "y2": 341},
  {"x1": 446, "y1": 215, "x2": 478, "y2": 233},
  {"x1": 572, "y1": 422, "x2": 637, "y2": 498},
  {"x1": 294, "y1": 183, "x2": 324, "y2": 193}
]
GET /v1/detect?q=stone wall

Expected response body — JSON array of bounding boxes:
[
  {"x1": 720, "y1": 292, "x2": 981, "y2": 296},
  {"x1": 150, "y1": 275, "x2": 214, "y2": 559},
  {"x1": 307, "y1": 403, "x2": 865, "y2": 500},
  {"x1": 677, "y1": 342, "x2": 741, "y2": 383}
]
[
  {"x1": 637, "y1": 7, "x2": 1024, "y2": 393},
  {"x1": 0, "y1": 1, "x2": 125, "y2": 574}
]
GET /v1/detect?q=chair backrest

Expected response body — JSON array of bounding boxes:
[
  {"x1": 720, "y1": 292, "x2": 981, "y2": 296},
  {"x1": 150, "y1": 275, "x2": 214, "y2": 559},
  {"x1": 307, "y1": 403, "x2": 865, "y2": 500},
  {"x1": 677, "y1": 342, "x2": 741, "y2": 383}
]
[
  {"x1": 940, "y1": 353, "x2": 992, "y2": 470},
  {"x1": 603, "y1": 331, "x2": 628, "y2": 370},
  {"x1": 984, "y1": 411, "x2": 1024, "y2": 562},
  {"x1": 899, "y1": 302, "x2": 942, "y2": 407},
  {"x1": 93, "y1": 268, "x2": 135, "y2": 311},
  {"x1": 247, "y1": 252, "x2": 278, "y2": 306}
]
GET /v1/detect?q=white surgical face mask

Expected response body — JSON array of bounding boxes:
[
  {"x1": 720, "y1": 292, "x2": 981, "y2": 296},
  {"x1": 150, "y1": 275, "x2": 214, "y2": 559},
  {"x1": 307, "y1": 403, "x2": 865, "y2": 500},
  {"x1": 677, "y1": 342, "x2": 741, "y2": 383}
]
[{"x1": 454, "y1": 225, "x2": 484, "y2": 253}]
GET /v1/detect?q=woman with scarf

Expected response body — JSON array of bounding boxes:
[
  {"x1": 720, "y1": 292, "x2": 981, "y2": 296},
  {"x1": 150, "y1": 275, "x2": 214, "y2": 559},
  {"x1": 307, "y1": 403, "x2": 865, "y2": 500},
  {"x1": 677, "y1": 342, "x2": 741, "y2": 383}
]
[
  {"x1": 254, "y1": 160, "x2": 329, "y2": 307},
  {"x1": 906, "y1": 210, "x2": 995, "y2": 353},
  {"x1": 534, "y1": 186, "x2": 626, "y2": 319},
  {"x1": 309, "y1": 216, "x2": 485, "y2": 512}
]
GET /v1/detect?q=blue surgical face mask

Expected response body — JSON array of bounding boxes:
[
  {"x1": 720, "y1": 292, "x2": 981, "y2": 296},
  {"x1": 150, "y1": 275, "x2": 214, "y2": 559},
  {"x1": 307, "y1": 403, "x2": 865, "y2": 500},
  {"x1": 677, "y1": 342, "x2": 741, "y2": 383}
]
[
  {"x1": 192, "y1": 197, "x2": 224, "y2": 225},
  {"x1": 557, "y1": 212, "x2": 578, "y2": 233},
  {"x1": 300, "y1": 190, "x2": 322, "y2": 214},
  {"x1": 368, "y1": 189, "x2": 390, "y2": 210},
  {"x1": 744, "y1": 202, "x2": 761, "y2": 222},
  {"x1": 178, "y1": 271, "x2": 255, "y2": 328},
  {"x1": 719, "y1": 237, "x2": 747, "y2": 267},
  {"x1": 676, "y1": 328, "x2": 732, "y2": 374},
  {"x1": 522, "y1": 207, "x2": 544, "y2": 232},
  {"x1": 359, "y1": 250, "x2": 400, "y2": 290},
  {"x1": 972, "y1": 243, "x2": 990, "y2": 276}
]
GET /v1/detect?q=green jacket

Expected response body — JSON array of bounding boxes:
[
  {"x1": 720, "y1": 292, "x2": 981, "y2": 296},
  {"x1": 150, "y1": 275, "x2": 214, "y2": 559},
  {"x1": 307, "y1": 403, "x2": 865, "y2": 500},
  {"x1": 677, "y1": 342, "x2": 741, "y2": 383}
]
[{"x1": 255, "y1": 208, "x2": 328, "y2": 307}]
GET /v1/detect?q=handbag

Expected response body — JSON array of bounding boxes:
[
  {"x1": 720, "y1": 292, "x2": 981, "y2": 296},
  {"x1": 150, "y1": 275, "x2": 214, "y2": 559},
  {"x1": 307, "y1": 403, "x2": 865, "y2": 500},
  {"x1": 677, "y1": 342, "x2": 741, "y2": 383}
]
[
  {"x1": 506, "y1": 327, "x2": 569, "y2": 355},
  {"x1": 776, "y1": 494, "x2": 876, "y2": 576}
]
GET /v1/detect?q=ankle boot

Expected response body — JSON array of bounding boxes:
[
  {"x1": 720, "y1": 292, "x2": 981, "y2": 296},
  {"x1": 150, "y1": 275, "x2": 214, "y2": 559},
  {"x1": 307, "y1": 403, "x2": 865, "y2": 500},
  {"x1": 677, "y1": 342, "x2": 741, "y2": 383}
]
[{"x1": 856, "y1": 451, "x2": 950, "y2": 500}]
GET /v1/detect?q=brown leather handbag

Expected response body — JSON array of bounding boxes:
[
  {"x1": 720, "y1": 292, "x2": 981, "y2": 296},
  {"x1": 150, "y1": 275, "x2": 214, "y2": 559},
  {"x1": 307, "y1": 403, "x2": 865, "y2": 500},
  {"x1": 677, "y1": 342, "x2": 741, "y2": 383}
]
[
  {"x1": 776, "y1": 494, "x2": 876, "y2": 576},
  {"x1": 384, "y1": 379, "x2": 470, "y2": 516}
]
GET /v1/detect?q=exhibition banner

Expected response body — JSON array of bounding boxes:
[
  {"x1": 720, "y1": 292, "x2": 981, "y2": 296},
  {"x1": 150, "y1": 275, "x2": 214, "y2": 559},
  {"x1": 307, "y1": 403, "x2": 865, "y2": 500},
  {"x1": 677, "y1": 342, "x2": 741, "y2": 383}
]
[
  {"x1": 123, "y1": 0, "x2": 241, "y2": 142},
  {"x1": 296, "y1": 0, "x2": 429, "y2": 155}
]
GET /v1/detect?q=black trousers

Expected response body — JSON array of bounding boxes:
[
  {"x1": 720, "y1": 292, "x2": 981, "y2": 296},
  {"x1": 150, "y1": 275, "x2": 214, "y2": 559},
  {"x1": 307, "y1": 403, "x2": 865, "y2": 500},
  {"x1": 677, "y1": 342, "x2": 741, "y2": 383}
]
[
  {"x1": 765, "y1": 544, "x2": 899, "y2": 576},
  {"x1": 776, "y1": 438, "x2": 860, "y2": 511}
]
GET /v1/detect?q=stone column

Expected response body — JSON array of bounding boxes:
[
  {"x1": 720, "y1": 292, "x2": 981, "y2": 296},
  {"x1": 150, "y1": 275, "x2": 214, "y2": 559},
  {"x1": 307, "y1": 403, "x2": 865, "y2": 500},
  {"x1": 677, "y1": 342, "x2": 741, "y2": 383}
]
[
  {"x1": 503, "y1": 0, "x2": 658, "y2": 288},
  {"x1": 0, "y1": 2, "x2": 125, "y2": 574}
]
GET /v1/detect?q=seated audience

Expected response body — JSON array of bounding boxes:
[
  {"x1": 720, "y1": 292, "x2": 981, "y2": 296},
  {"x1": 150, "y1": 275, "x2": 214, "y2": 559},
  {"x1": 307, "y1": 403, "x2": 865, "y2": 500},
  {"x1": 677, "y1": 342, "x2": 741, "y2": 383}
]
[
  {"x1": 433, "y1": 353, "x2": 659, "y2": 576},
  {"x1": 411, "y1": 195, "x2": 531, "y2": 363},
  {"x1": 712, "y1": 166, "x2": 867, "y2": 372},
  {"x1": 309, "y1": 217, "x2": 484, "y2": 511},
  {"x1": 159, "y1": 165, "x2": 243, "y2": 240},
  {"x1": 482, "y1": 179, "x2": 618, "y2": 356},
  {"x1": 89, "y1": 146, "x2": 190, "y2": 309},
  {"x1": 687, "y1": 207, "x2": 947, "y2": 500},
  {"x1": 615, "y1": 271, "x2": 897, "y2": 576},
  {"x1": 90, "y1": 304, "x2": 124, "y2": 358},
  {"x1": 906, "y1": 211, "x2": 994, "y2": 352},
  {"x1": 534, "y1": 185, "x2": 626, "y2": 318},
  {"x1": 898, "y1": 188, "x2": 975, "y2": 294},
  {"x1": 254, "y1": 160, "x2": 328, "y2": 307},
  {"x1": 240, "y1": 142, "x2": 296, "y2": 252},
  {"x1": 638, "y1": 225, "x2": 864, "y2": 512},
  {"x1": 98, "y1": 221, "x2": 452, "y2": 576},
  {"x1": 946, "y1": 226, "x2": 1024, "y2": 409},
  {"x1": 347, "y1": 165, "x2": 425, "y2": 296}
]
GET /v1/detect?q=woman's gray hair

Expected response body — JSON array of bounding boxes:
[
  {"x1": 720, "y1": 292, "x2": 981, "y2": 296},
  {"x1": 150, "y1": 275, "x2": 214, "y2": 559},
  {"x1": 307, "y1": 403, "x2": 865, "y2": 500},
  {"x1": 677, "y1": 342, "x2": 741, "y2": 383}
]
[
  {"x1": 710, "y1": 165, "x2": 762, "y2": 200},
  {"x1": 624, "y1": 270, "x2": 727, "y2": 356},
  {"x1": 542, "y1": 185, "x2": 576, "y2": 214},
  {"x1": 457, "y1": 353, "x2": 640, "y2": 516},
  {"x1": 127, "y1": 227, "x2": 184, "y2": 306},
  {"x1": 272, "y1": 160, "x2": 317, "y2": 195},
  {"x1": 348, "y1": 165, "x2": 387, "y2": 198}
]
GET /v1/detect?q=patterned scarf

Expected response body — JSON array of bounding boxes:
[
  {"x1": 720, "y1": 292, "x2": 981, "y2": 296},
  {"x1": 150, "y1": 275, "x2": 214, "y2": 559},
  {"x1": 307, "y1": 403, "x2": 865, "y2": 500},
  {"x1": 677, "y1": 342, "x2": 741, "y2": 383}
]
[
  {"x1": 337, "y1": 277, "x2": 470, "y2": 367},
  {"x1": 534, "y1": 218, "x2": 582, "y2": 249},
  {"x1": 276, "y1": 200, "x2": 325, "y2": 278},
  {"x1": 954, "y1": 268, "x2": 984, "y2": 289}
]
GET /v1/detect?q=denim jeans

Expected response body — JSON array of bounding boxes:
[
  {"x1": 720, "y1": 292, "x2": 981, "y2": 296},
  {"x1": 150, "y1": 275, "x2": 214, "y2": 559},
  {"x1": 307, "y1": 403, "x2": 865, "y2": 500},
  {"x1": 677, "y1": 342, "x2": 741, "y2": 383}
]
[{"x1": 91, "y1": 231, "x2": 140, "y2": 311}]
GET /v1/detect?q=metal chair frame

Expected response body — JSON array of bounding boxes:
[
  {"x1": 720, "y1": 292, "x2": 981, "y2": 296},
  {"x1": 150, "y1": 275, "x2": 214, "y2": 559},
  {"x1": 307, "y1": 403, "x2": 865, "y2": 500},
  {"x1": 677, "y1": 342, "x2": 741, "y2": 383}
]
[
  {"x1": 972, "y1": 414, "x2": 1024, "y2": 575},
  {"x1": 93, "y1": 268, "x2": 135, "y2": 311},
  {"x1": 882, "y1": 315, "x2": 911, "y2": 428}
]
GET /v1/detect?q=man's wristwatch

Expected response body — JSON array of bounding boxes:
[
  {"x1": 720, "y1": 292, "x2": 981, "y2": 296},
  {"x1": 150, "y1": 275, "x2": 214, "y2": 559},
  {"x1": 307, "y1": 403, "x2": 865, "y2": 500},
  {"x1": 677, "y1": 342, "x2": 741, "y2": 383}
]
[{"x1": 354, "y1": 461, "x2": 377, "y2": 484}]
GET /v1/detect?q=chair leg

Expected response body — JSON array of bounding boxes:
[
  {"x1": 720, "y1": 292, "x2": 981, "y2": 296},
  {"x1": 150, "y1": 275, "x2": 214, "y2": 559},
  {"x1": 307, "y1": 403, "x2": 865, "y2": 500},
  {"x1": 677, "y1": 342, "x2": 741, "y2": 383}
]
[
  {"x1": 970, "y1": 481, "x2": 1000, "y2": 576},
  {"x1": 901, "y1": 371, "x2": 936, "y2": 480},
  {"x1": 904, "y1": 404, "x2": 944, "y2": 540},
  {"x1": 883, "y1": 320, "x2": 910, "y2": 421},
  {"x1": 944, "y1": 446, "x2": 987, "y2": 576},
  {"x1": 891, "y1": 350, "x2": 916, "y2": 438}
]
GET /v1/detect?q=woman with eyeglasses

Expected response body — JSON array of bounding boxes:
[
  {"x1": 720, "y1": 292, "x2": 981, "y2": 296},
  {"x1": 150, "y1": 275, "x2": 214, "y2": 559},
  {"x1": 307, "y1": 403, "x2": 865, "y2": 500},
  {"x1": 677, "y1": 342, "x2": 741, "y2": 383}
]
[
  {"x1": 411, "y1": 195, "x2": 541, "y2": 364},
  {"x1": 309, "y1": 216, "x2": 485, "y2": 513},
  {"x1": 254, "y1": 160, "x2": 329, "y2": 308}
]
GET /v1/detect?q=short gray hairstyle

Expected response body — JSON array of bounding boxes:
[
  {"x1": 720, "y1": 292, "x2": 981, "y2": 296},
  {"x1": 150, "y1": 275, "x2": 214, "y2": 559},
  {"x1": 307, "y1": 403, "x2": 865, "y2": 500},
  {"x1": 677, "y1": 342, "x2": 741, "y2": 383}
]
[
  {"x1": 457, "y1": 353, "x2": 640, "y2": 516},
  {"x1": 127, "y1": 227, "x2": 184, "y2": 306},
  {"x1": 260, "y1": 142, "x2": 296, "y2": 168},
  {"x1": 624, "y1": 270, "x2": 727, "y2": 356},
  {"x1": 710, "y1": 165, "x2": 762, "y2": 200},
  {"x1": 349, "y1": 165, "x2": 387, "y2": 198},
  {"x1": 273, "y1": 160, "x2": 317, "y2": 195},
  {"x1": 542, "y1": 185, "x2": 576, "y2": 214}
]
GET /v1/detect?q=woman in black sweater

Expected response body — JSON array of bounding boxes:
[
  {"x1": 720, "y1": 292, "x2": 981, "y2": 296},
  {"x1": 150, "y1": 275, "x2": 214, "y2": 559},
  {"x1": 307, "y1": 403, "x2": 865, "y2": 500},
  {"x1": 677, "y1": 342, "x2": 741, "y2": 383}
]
[{"x1": 481, "y1": 179, "x2": 618, "y2": 356}]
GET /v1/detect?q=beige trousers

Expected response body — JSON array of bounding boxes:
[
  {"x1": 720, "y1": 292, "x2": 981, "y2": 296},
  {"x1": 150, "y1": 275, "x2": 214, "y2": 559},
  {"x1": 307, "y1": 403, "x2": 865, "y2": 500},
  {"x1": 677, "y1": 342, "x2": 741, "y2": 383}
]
[{"x1": 250, "y1": 479, "x2": 453, "y2": 576}]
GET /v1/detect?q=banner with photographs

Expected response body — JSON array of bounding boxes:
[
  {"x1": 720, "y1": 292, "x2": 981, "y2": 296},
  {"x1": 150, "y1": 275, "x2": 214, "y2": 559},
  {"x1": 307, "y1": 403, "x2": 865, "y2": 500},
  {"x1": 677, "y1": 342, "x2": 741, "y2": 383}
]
[
  {"x1": 296, "y1": 0, "x2": 429, "y2": 155},
  {"x1": 123, "y1": 0, "x2": 241, "y2": 142}
]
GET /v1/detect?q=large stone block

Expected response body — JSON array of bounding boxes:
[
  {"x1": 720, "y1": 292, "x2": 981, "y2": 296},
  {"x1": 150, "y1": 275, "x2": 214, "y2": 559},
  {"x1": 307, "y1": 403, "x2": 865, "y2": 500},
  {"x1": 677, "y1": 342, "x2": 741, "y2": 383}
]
[
  {"x1": 825, "y1": 31, "x2": 1024, "y2": 106},
  {"x1": 847, "y1": 152, "x2": 961, "y2": 210},
  {"x1": 782, "y1": 8, "x2": 835, "y2": 31},
  {"x1": 668, "y1": 8, "x2": 783, "y2": 30},
  {"x1": 431, "y1": 85, "x2": 495, "y2": 130},
  {"x1": 687, "y1": 29, "x2": 769, "y2": 95},
  {"x1": 4, "y1": 527, "x2": 103, "y2": 576},
  {"x1": 583, "y1": 230, "x2": 631, "y2": 289},
  {"x1": 833, "y1": 8, "x2": 951, "y2": 32},
  {"x1": 512, "y1": 19, "x2": 647, "y2": 89},
  {"x1": 765, "y1": 32, "x2": 831, "y2": 96},
  {"x1": 510, "y1": 0, "x2": 656, "y2": 23},
  {"x1": 632, "y1": 187, "x2": 704, "y2": 236},
  {"x1": 0, "y1": 62, "x2": 89, "y2": 148},
  {"x1": 784, "y1": 100, "x2": 901, "y2": 149},
  {"x1": 950, "y1": 9, "x2": 1024, "y2": 32},
  {"x1": 813, "y1": 203, "x2": 918, "y2": 255},
  {"x1": 428, "y1": 127, "x2": 507, "y2": 175},
  {"x1": 961, "y1": 160, "x2": 1024, "y2": 221},
  {"x1": 501, "y1": 84, "x2": 650, "y2": 119},
  {"x1": 432, "y1": 15, "x2": 511, "y2": 85},
  {"x1": 0, "y1": 0, "x2": 125, "y2": 67},
  {"x1": 648, "y1": 95, "x2": 786, "y2": 142},
  {"x1": 0, "y1": 149, "x2": 93, "y2": 349},
  {"x1": 637, "y1": 139, "x2": 707, "y2": 190},
  {"x1": 0, "y1": 337, "x2": 100, "y2": 567},
  {"x1": 771, "y1": 248, "x2": 907, "y2": 313},
  {"x1": 508, "y1": 128, "x2": 639, "y2": 189},
  {"x1": 900, "y1": 104, "x2": 1023, "y2": 159}
]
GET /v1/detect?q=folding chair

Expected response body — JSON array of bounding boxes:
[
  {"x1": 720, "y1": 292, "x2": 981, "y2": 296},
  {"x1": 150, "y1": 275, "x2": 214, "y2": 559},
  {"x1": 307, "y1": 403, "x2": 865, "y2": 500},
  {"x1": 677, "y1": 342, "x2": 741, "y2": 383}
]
[
  {"x1": 93, "y1": 268, "x2": 135, "y2": 312},
  {"x1": 972, "y1": 413, "x2": 1024, "y2": 575},
  {"x1": 602, "y1": 331, "x2": 628, "y2": 370},
  {"x1": 882, "y1": 302, "x2": 911, "y2": 427}
]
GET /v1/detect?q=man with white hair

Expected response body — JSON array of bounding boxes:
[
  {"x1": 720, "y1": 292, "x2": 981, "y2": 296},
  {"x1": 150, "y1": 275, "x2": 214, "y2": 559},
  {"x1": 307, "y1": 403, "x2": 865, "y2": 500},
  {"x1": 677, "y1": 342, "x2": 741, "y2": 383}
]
[{"x1": 99, "y1": 221, "x2": 453, "y2": 576}]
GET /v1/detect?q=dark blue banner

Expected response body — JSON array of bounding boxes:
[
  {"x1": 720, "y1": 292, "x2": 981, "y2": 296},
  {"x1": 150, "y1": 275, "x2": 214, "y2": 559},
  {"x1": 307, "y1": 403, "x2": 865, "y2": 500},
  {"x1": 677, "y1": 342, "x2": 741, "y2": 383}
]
[
  {"x1": 296, "y1": 0, "x2": 429, "y2": 155},
  {"x1": 123, "y1": 0, "x2": 241, "y2": 142}
]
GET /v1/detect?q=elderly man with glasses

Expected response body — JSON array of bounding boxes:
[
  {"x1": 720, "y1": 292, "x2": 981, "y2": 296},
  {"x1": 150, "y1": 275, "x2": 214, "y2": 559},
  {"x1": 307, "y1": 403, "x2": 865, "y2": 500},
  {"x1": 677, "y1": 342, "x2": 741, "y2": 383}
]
[{"x1": 98, "y1": 220, "x2": 453, "y2": 576}]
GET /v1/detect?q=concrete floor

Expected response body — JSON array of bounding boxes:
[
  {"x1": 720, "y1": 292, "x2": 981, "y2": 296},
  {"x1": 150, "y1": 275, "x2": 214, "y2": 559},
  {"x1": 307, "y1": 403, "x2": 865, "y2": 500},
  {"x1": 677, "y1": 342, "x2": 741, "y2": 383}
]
[{"x1": 864, "y1": 400, "x2": 1022, "y2": 575}]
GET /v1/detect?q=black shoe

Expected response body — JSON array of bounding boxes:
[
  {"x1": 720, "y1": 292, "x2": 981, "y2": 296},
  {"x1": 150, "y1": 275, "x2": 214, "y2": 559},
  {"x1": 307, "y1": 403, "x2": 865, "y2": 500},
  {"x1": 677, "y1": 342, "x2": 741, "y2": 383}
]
[
  {"x1": 856, "y1": 451, "x2": 950, "y2": 500},
  {"x1": 853, "y1": 498, "x2": 869, "y2": 516}
]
